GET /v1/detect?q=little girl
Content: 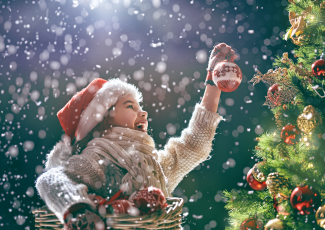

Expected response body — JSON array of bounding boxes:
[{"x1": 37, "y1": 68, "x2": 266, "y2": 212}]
[{"x1": 35, "y1": 43, "x2": 237, "y2": 229}]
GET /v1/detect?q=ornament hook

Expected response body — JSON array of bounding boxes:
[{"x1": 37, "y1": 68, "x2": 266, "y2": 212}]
[{"x1": 311, "y1": 85, "x2": 325, "y2": 98}]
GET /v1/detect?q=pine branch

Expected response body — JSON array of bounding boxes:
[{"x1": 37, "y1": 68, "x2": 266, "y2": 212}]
[
  {"x1": 224, "y1": 1, "x2": 325, "y2": 229},
  {"x1": 223, "y1": 189, "x2": 275, "y2": 228}
]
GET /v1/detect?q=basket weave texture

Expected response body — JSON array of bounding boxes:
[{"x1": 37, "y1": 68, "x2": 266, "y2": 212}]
[{"x1": 33, "y1": 197, "x2": 184, "y2": 230}]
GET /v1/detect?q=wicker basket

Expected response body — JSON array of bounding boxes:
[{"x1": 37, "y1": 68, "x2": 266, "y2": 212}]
[{"x1": 33, "y1": 197, "x2": 184, "y2": 230}]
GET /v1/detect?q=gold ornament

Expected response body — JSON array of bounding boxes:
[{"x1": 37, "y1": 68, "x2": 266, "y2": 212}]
[
  {"x1": 265, "y1": 218, "x2": 284, "y2": 230},
  {"x1": 266, "y1": 172, "x2": 289, "y2": 196},
  {"x1": 291, "y1": 33, "x2": 306, "y2": 46},
  {"x1": 281, "y1": 52, "x2": 289, "y2": 64},
  {"x1": 316, "y1": 206, "x2": 325, "y2": 229},
  {"x1": 296, "y1": 105, "x2": 322, "y2": 134},
  {"x1": 252, "y1": 162, "x2": 266, "y2": 182},
  {"x1": 284, "y1": 6, "x2": 312, "y2": 46}
]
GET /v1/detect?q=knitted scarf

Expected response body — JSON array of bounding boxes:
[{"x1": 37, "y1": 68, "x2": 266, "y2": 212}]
[{"x1": 82, "y1": 127, "x2": 171, "y2": 197}]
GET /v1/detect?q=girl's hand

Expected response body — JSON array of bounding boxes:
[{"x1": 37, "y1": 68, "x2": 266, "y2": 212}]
[
  {"x1": 205, "y1": 43, "x2": 237, "y2": 86},
  {"x1": 207, "y1": 43, "x2": 237, "y2": 71}
]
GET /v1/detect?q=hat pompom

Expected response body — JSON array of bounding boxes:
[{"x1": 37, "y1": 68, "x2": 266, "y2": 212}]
[{"x1": 45, "y1": 141, "x2": 72, "y2": 170}]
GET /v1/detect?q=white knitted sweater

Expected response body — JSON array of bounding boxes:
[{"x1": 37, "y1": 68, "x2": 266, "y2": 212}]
[{"x1": 35, "y1": 104, "x2": 223, "y2": 223}]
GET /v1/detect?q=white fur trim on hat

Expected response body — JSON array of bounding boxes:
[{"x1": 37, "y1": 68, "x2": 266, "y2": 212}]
[{"x1": 75, "y1": 78, "x2": 143, "y2": 141}]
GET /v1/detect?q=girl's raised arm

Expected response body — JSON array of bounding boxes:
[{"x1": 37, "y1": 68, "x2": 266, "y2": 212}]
[
  {"x1": 200, "y1": 84, "x2": 221, "y2": 113},
  {"x1": 157, "y1": 43, "x2": 238, "y2": 194}
]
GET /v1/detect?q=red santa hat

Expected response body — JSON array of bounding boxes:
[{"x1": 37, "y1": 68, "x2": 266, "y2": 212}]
[{"x1": 57, "y1": 78, "x2": 143, "y2": 142}]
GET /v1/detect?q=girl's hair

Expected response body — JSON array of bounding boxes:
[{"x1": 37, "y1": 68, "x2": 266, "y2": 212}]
[{"x1": 71, "y1": 106, "x2": 114, "y2": 155}]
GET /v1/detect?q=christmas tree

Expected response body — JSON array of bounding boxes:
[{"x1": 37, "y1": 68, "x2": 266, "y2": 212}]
[{"x1": 223, "y1": 0, "x2": 325, "y2": 229}]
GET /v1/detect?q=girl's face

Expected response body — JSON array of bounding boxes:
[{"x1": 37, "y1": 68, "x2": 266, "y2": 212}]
[{"x1": 106, "y1": 94, "x2": 148, "y2": 132}]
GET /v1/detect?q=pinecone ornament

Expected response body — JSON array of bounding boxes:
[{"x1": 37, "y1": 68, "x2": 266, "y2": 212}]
[{"x1": 266, "y1": 172, "x2": 289, "y2": 196}]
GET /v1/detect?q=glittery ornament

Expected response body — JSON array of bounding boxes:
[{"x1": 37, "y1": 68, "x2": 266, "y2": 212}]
[
  {"x1": 239, "y1": 217, "x2": 264, "y2": 230},
  {"x1": 312, "y1": 59, "x2": 325, "y2": 79},
  {"x1": 316, "y1": 206, "x2": 325, "y2": 229},
  {"x1": 264, "y1": 218, "x2": 284, "y2": 230},
  {"x1": 281, "y1": 124, "x2": 300, "y2": 145},
  {"x1": 266, "y1": 172, "x2": 289, "y2": 196},
  {"x1": 297, "y1": 105, "x2": 322, "y2": 134},
  {"x1": 281, "y1": 52, "x2": 313, "y2": 78},
  {"x1": 252, "y1": 162, "x2": 266, "y2": 182},
  {"x1": 128, "y1": 186, "x2": 168, "y2": 215},
  {"x1": 246, "y1": 168, "x2": 267, "y2": 191},
  {"x1": 267, "y1": 83, "x2": 283, "y2": 106},
  {"x1": 290, "y1": 185, "x2": 321, "y2": 215},
  {"x1": 212, "y1": 60, "x2": 242, "y2": 92},
  {"x1": 250, "y1": 65, "x2": 298, "y2": 109},
  {"x1": 275, "y1": 111, "x2": 286, "y2": 129}
]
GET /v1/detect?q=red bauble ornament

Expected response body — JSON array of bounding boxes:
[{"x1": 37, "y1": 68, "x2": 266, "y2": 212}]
[
  {"x1": 212, "y1": 60, "x2": 242, "y2": 92},
  {"x1": 128, "y1": 186, "x2": 168, "y2": 215},
  {"x1": 246, "y1": 168, "x2": 267, "y2": 191},
  {"x1": 107, "y1": 199, "x2": 135, "y2": 215},
  {"x1": 311, "y1": 59, "x2": 325, "y2": 79},
  {"x1": 239, "y1": 217, "x2": 264, "y2": 230},
  {"x1": 267, "y1": 83, "x2": 282, "y2": 106},
  {"x1": 290, "y1": 186, "x2": 321, "y2": 215},
  {"x1": 273, "y1": 195, "x2": 289, "y2": 216},
  {"x1": 281, "y1": 124, "x2": 300, "y2": 145}
]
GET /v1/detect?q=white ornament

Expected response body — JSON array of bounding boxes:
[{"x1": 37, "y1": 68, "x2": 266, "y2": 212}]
[
  {"x1": 212, "y1": 60, "x2": 242, "y2": 92},
  {"x1": 264, "y1": 218, "x2": 284, "y2": 230}
]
